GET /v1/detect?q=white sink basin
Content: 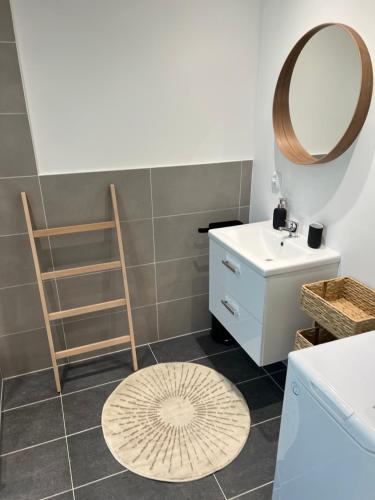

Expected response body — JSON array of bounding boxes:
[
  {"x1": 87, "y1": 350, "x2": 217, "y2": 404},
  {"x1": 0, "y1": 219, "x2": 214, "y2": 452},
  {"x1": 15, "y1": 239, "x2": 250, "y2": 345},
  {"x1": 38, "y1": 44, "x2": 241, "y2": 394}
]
[{"x1": 209, "y1": 220, "x2": 340, "y2": 276}]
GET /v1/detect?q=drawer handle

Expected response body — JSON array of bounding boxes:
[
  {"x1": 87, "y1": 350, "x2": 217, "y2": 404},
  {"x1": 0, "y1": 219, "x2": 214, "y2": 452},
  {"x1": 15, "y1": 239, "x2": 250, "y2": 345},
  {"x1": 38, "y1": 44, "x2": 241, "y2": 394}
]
[
  {"x1": 221, "y1": 299, "x2": 239, "y2": 317},
  {"x1": 222, "y1": 259, "x2": 240, "y2": 275}
]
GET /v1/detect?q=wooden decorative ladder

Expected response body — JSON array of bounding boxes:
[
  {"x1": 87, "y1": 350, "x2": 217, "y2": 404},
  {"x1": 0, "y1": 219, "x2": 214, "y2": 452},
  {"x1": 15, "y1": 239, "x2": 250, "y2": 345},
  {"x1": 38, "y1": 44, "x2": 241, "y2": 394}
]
[{"x1": 21, "y1": 184, "x2": 138, "y2": 393}]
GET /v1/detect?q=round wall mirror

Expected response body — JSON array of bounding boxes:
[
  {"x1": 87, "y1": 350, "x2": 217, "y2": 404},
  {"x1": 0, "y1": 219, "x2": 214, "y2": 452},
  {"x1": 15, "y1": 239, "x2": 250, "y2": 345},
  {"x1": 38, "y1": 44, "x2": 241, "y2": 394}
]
[{"x1": 273, "y1": 23, "x2": 373, "y2": 165}]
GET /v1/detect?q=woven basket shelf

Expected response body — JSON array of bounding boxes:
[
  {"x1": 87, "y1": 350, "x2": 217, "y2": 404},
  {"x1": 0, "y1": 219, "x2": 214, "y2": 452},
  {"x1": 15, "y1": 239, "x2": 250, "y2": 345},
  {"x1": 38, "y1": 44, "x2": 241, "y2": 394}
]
[
  {"x1": 295, "y1": 325, "x2": 337, "y2": 351},
  {"x1": 300, "y1": 277, "x2": 375, "y2": 339}
]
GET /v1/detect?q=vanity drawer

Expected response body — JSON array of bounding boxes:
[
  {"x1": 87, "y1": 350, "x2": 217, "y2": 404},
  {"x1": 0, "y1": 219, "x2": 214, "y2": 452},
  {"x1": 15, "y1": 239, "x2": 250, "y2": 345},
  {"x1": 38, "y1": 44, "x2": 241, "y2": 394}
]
[
  {"x1": 209, "y1": 239, "x2": 265, "y2": 322},
  {"x1": 209, "y1": 278, "x2": 263, "y2": 365}
]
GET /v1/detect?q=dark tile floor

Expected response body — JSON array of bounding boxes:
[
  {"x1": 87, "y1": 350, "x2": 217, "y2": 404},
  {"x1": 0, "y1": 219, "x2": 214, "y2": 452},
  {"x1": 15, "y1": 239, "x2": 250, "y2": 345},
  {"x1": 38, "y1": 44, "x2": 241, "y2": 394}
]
[{"x1": 0, "y1": 330, "x2": 287, "y2": 500}]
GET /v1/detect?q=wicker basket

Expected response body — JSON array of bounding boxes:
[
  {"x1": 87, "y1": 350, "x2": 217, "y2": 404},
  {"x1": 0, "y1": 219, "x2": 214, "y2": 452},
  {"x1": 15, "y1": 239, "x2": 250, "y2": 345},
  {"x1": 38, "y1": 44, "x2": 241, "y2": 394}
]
[
  {"x1": 295, "y1": 325, "x2": 336, "y2": 350},
  {"x1": 295, "y1": 325, "x2": 337, "y2": 350},
  {"x1": 300, "y1": 277, "x2": 375, "y2": 338}
]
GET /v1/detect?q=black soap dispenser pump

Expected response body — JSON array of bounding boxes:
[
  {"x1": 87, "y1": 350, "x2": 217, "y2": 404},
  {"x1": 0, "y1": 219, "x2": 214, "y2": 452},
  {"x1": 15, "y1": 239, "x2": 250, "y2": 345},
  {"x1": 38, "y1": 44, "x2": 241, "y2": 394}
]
[{"x1": 273, "y1": 198, "x2": 287, "y2": 230}]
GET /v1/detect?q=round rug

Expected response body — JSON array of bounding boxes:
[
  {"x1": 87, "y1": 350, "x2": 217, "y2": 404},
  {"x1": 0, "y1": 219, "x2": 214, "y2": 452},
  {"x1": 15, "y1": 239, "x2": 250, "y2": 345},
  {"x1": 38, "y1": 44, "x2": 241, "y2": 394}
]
[{"x1": 102, "y1": 362, "x2": 251, "y2": 482}]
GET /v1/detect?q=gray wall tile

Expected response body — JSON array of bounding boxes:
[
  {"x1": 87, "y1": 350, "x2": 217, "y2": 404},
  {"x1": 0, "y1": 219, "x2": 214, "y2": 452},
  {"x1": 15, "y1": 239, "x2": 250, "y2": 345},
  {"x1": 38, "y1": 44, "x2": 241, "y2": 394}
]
[
  {"x1": 0, "y1": 0, "x2": 15, "y2": 41},
  {"x1": 156, "y1": 255, "x2": 209, "y2": 302},
  {"x1": 40, "y1": 169, "x2": 152, "y2": 227},
  {"x1": 0, "y1": 176, "x2": 46, "y2": 235},
  {"x1": 125, "y1": 264, "x2": 156, "y2": 308},
  {"x1": 0, "y1": 325, "x2": 64, "y2": 377},
  {"x1": 239, "y1": 206, "x2": 250, "y2": 224},
  {"x1": 0, "y1": 43, "x2": 26, "y2": 113},
  {"x1": 49, "y1": 219, "x2": 153, "y2": 270},
  {"x1": 0, "y1": 281, "x2": 58, "y2": 335},
  {"x1": 130, "y1": 305, "x2": 158, "y2": 345},
  {"x1": 157, "y1": 294, "x2": 210, "y2": 340},
  {"x1": 240, "y1": 160, "x2": 253, "y2": 206},
  {"x1": 49, "y1": 230, "x2": 116, "y2": 272},
  {"x1": 62, "y1": 306, "x2": 157, "y2": 361},
  {"x1": 151, "y1": 162, "x2": 241, "y2": 216},
  {"x1": 56, "y1": 265, "x2": 156, "y2": 312},
  {"x1": 0, "y1": 234, "x2": 52, "y2": 287},
  {"x1": 0, "y1": 365, "x2": 2, "y2": 422},
  {"x1": 154, "y1": 208, "x2": 238, "y2": 261},
  {"x1": 0, "y1": 114, "x2": 37, "y2": 177},
  {"x1": 120, "y1": 219, "x2": 154, "y2": 266}
]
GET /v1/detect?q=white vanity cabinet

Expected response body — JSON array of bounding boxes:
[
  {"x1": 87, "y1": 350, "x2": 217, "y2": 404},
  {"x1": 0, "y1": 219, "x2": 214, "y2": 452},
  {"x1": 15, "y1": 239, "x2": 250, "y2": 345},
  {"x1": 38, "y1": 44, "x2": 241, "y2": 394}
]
[
  {"x1": 208, "y1": 222, "x2": 340, "y2": 366},
  {"x1": 209, "y1": 241, "x2": 265, "y2": 364}
]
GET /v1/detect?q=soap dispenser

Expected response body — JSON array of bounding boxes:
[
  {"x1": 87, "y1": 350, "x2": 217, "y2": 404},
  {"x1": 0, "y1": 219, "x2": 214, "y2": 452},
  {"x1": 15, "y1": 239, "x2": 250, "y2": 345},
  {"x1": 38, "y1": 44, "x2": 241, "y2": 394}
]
[{"x1": 273, "y1": 198, "x2": 287, "y2": 229}]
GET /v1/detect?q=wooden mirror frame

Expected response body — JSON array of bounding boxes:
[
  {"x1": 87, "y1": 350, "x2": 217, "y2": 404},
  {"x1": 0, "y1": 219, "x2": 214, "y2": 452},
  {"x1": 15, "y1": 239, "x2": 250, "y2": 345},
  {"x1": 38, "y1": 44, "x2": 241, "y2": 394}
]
[{"x1": 273, "y1": 23, "x2": 373, "y2": 165}]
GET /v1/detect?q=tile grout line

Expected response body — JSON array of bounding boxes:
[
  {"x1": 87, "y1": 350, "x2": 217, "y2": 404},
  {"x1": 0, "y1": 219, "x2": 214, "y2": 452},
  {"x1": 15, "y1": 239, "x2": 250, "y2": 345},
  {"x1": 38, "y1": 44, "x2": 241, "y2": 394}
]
[
  {"x1": 0, "y1": 301, "x2": 158, "y2": 338},
  {"x1": 237, "y1": 160, "x2": 243, "y2": 220},
  {"x1": 0, "y1": 203, "x2": 249, "y2": 238},
  {"x1": 35, "y1": 172, "x2": 69, "y2": 353},
  {"x1": 0, "y1": 436, "x2": 64, "y2": 457},
  {"x1": 2, "y1": 339, "x2": 216, "y2": 407},
  {"x1": 39, "y1": 489, "x2": 74, "y2": 500},
  {"x1": 138, "y1": 327, "x2": 210, "y2": 347},
  {"x1": 35, "y1": 289, "x2": 208, "y2": 336},
  {"x1": 73, "y1": 469, "x2": 128, "y2": 491},
  {"x1": 188, "y1": 346, "x2": 240, "y2": 363},
  {"x1": 0, "y1": 291, "x2": 209, "y2": 338},
  {"x1": 1, "y1": 366, "x2": 282, "y2": 458},
  {"x1": 0, "y1": 414, "x2": 281, "y2": 459},
  {"x1": 3, "y1": 339, "x2": 243, "y2": 411},
  {"x1": 152, "y1": 205, "x2": 241, "y2": 220},
  {"x1": 59, "y1": 378, "x2": 124, "y2": 398},
  {"x1": 1, "y1": 327, "x2": 216, "y2": 381},
  {"x1": 157, "y1": 292, "x2": 208, "y2": 305},
  {"x1": 235, "y1": 372, "x2": 271, "y2": 386},
  {"x1": 66, "y1": 424, "x2": 102, "y2": 439},
  {"x1": 2, "y1": 357, "x2": 262, "y2": 414},
  {"x1": 228, "y1": 480, "x2": 274, "y2": 500},
  {"x1": 60, "y1": 395, "x2": 76, "y2": 500},
  {"x1": 0, "y1": 374, "x2": 3, "y2": 431},
  {"x1": 0, "y1": 200, "x2": 247, "y2": 240},
  {"x1": 0, "y1": 280, "x2": 38, "y2": 291},
  {"x1": 0, "y1": 253, "x2": 210, "y2": 291},
  {"x1": 2, "y1": 394, "x2": 60, "y2": 413},
  {"x1": 0, "y1": 174, "x2": 37, "y2": 180},
  {"x1": 1, "y1": 424, "x2": 101, "y2": 461},
  {"x1": 214, "y1": 473, "x2": 228, "y2": 499},
  {"x1": 235, "y1": 367, "x2": 287, "y2": 387},
  {"x1": 268, "y1": 372, "x2": 285, "y2": 392},
  {"x1": 148, "y1": 343, "x2": 159, "y2": 364},
  {"x1": 250, "y1": 415, "x2": 281, "y2": 429},
  {"x1": 2, "y1": 371, "x2": 127, "y2": 412},
  {"x1": 155, "y1": 253, "x2": 209, "y2": 265},
  {"x1": 0, "y1": 231, "x2": 28, "y2": 239},
  {"x1": 149, "y1": 168, "x2": 160, "y2": 340}
]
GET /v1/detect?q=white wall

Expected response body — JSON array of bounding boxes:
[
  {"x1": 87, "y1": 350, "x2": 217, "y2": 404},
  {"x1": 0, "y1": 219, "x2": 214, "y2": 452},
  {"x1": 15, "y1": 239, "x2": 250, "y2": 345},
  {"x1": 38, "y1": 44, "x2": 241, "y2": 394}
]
[
  {"x1": 11, "y1": 0, "x2": 260, "y2": 174},
  {"x1": 251, "y1": 0, "x2": 375, "y2": 287}
]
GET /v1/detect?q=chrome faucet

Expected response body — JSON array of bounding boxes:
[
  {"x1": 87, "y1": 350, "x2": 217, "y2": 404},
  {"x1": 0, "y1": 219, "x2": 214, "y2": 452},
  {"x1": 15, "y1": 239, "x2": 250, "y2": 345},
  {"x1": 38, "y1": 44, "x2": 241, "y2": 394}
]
[{"x1": 279, "y1": 219, "x2": 298, "y2": 238}]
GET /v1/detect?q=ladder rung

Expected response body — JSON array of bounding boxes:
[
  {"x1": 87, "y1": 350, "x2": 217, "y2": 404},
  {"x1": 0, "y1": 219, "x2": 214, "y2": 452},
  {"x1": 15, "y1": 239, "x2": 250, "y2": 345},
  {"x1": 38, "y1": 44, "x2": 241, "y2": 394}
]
[
  {"x1": 48, "y1": 298, "x2": 126, "y2": 321},
  {"x1": 54, "y1": 335, "x2": 131, "y2": 359},
  {"x1": 33, "y1": 221, "x2": 116, "y2": 238},
  {"x1": 41, "y1": 261, "x2": 121, "y2": 280}
]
